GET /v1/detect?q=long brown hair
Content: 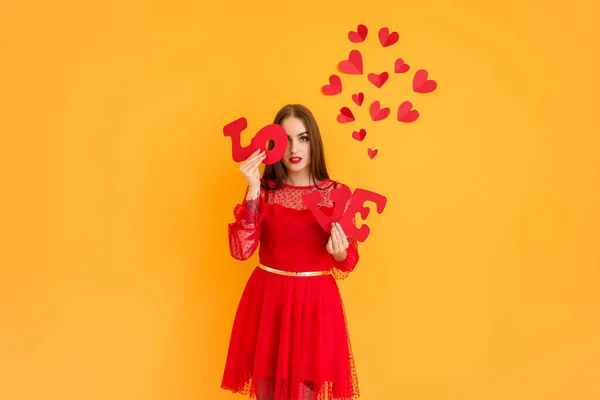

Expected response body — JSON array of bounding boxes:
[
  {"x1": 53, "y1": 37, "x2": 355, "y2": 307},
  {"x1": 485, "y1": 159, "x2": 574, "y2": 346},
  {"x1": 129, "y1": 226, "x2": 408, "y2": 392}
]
[{"x1": 262, "y1": 104, "x2": 331, "y2": 190}]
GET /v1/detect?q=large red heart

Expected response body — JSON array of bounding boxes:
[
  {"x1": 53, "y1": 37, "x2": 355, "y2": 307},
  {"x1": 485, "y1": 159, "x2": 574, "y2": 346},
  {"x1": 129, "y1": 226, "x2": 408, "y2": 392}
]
[
  {"x1": 368, "y1": 72, "x2": 389, "y2": 88},
  {"x1": 378, "y1": 27, "x2": 399, "y2": 47},
  {"x1": 368, "y1": 148, "x2": 378, "y2": 159},
  {"x1": 413, "y1": 69, "x2": 437, "y2": 93},
  {"x1": 348, "y1": 24, "x2": 368, "y2": 43},
  {"x1": 352, "y1": 92, "x2": 364, "y2": 106},
  {"x1": 337, "y1": 107, "x2": 355, "y2": 123},
  {"x1": 397, "y1": 101, "x2": 419, "y2": 122},
  {"x1": 394, "y1": 58, "x2": 410, "y2": 73},
  {"x1": 369, "y1": 101, "x2": 390, "y2": 121},
  {"x1": 322, "y1": 75, "x2": 342, "y2": 95},
  {"x1": 352, "y1": 129, "x2": 366, "y2": 141},
  {"x1": 338, "y1": 50, "x2": 363, "y2": 75}
]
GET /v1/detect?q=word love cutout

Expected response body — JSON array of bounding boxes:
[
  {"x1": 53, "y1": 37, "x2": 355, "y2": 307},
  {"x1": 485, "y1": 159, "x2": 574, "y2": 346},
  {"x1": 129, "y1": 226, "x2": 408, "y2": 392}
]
[
  {"x1": 223, "y1": 117, "x2": 287, "y2": 165},
  {"x1": 302, "y1": 185, "x2": 387, "y2": 242}
]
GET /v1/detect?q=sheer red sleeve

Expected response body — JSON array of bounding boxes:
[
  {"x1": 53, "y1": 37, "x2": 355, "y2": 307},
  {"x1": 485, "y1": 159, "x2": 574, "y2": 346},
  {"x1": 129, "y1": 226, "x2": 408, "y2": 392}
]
[{"x1": 227, "y1": 187, "x2": 264, "y2": 261}]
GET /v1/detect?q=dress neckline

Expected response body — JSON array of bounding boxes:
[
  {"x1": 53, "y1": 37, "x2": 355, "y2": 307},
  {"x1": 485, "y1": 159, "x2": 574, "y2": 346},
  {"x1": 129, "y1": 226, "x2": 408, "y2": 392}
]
[{"x1": 281, "y1": 178, "x2": 332, "y2": 189}]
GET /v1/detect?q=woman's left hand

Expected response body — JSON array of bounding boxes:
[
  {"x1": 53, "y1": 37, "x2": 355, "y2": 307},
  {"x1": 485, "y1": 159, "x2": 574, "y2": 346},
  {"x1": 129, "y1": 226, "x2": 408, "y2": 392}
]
[{"x1": 326, "y1": 222, "x2": 349, "y2": 262}]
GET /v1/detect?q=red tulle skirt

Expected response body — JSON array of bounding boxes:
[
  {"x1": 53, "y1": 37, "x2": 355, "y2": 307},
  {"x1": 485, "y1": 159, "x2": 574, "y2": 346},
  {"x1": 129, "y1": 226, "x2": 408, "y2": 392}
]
[{"x1": 221, "y1": 267, "x2": 359, "y2": 400}]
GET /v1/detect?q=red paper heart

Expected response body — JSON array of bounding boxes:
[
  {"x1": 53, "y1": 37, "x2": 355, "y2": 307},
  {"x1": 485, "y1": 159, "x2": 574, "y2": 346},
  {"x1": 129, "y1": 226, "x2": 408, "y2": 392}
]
[
  {"x1": 368, "y1": 72, "x2": 389, "y2": 88},
  {"x1": 352, "y1": 129, "x2": 366, "y2": 141},
  {"x1": 394, "y1": 58, "x2": 410, "y2": 73},
  {"x1": 348, "y1": 24, "x2": 368, "y2": 43},
  {"x1": 378, "y1": 27, "x2": 399, "y2": 47},
  {"x1": 397, "y1": 101, "x2": 419, "y2": 122},
  {"x1": 368, "y1": 148, "x2": 378, "y2": 159},
  {"x1": 369, "y1": 101, "x2": 390, "y2": 121},
  {"x1": 352, "y1": 92, "x2": 364, "y2": 106},
  {"x1": 338, "y1": 50, "x2": 363, "y2": 75},
  {"x1": 413, "y1": 69, "x2": 437, "y2": 93},
  {"x1": 337, "y1": 107, "x2": 355, "y2": 123},
  {"x1": 322, "y1": 74, "x2": 342, "y2": 95}
]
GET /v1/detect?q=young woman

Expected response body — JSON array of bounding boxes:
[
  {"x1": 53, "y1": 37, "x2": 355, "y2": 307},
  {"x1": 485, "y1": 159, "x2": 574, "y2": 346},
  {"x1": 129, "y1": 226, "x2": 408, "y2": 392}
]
[{"x1": 221, "y1": 104, "x2": 360, "y2": 400}]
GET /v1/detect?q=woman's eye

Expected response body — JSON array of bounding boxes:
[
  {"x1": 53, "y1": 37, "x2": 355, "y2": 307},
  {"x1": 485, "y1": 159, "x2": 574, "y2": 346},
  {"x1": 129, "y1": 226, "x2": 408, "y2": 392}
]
[{"x1": 300, "y1": 136, "x2": 309, "y2": 142}]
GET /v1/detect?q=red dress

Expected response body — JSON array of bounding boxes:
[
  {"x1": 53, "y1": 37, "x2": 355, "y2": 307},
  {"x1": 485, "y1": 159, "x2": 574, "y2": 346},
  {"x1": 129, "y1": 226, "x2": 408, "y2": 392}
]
[{"x1": 221, "y1": 179, "x2": 360, "y2": 400}]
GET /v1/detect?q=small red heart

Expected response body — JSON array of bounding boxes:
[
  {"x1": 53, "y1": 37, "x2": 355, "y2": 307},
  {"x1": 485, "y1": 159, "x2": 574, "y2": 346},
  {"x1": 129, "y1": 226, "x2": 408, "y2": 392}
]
[
  {"x1": 322, "y1": 74, "x2": 342, "y2": 95},
  {"x1": 368, "y1": 148, "x2": 378, "y2": 159},
  {"x1": 348, "y1": 24, "x2": 368, "y2": 43},
  {"x1": 397, "y1": 101, "x2": 419, "y2": 123},
  {"x1": 368, "y1": 72, "x2": 389, "y2": 88},
  {"x1": 352, "y1": 92, "x2": 364, "y2": 106},
  {"x1": 338, "y1": 50, "x2": 363, "y2": 75},
  {"x1": 394, "y1": 58, "x2": 410, "y2": 73},
  {"x1": 378, "y1": 27, "x2": 399, "y2": 47},
  {"x1": 337, "y1": 107, "x2": 355, "y2": 123},
  {"x1": 413, "y1": 69, "x2": 437, "y2": 93},
  {"x1": 369, "y1": 101, "x2": 390, "y2": 121},
  {"x1": 352, "y1": 129, "x2": 366, "y2": 141}
]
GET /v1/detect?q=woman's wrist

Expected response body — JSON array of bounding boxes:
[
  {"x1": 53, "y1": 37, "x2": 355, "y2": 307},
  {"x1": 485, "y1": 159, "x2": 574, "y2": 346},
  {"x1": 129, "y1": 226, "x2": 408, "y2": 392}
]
[
  {"x1": 332, "y1": 249, "x2": 348, "y2": 263},
  {"x1": 246, "y1": 185, "x2": 261, "y2": 201}
]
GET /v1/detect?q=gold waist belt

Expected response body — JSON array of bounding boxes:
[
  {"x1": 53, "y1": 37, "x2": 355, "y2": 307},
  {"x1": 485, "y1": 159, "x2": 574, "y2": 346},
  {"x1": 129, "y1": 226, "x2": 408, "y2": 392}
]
[{"x1": 258, "y1": 263, "x2": 331, "y2": 277}]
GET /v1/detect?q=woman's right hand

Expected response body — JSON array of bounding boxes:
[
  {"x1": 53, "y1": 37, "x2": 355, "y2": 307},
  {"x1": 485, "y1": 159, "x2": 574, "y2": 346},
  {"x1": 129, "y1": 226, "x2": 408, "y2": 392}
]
[{"x1": 239, "y1": 149, "x2": 266, "y2": 191}]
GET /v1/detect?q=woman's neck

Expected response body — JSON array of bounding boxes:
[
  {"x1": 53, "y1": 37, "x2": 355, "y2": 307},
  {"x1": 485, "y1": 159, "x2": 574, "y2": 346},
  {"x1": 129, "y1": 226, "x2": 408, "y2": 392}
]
[{"x1": 284, "y1": 171, "x2": 313, "y2": 186}]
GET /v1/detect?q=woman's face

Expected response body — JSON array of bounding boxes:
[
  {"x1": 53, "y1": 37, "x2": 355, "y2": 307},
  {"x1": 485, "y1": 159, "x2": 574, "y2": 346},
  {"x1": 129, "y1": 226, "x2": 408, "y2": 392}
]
[{"x1": 280, "y1": 116, "x2": 311, "y2": 174}]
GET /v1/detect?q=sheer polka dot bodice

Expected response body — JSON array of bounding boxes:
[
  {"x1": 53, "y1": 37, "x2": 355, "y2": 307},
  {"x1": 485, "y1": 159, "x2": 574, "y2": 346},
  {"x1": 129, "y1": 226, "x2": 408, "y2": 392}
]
[{"x1": 262, "y1": 180, "x2": 337, "y2": 210}]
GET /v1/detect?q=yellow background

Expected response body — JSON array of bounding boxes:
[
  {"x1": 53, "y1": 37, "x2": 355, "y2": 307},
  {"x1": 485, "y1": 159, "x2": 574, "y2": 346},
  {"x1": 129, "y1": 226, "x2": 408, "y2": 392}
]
[{"x1": 1, "y1": 0, "x2": 599, "y2": 399}]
